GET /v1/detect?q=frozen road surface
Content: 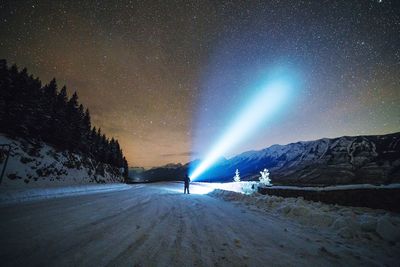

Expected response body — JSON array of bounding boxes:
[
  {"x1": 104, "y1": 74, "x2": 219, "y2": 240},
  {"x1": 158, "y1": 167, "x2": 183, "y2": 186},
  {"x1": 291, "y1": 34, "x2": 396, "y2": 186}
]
[{"x1": 0, "y1": 182, "x2": 397, "y2": 266}]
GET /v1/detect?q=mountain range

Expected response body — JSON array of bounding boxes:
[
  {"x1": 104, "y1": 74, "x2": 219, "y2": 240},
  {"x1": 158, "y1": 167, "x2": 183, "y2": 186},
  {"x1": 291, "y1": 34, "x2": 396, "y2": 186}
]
[{"x1": 138, "y1": 132, "x2": 400, "y2": 186}]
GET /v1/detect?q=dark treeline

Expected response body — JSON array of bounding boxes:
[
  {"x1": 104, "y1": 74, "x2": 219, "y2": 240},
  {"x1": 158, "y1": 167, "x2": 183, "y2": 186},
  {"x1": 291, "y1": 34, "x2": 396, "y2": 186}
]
[{"x1": 0, "y1": 59, "x2": 128, "y2": 177}]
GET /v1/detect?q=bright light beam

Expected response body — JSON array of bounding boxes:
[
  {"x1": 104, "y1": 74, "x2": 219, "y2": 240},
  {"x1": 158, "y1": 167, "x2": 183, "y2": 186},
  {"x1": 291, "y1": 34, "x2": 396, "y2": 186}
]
[{"x1": 190, "y1": 79, "x2": 291, "y2": 181}]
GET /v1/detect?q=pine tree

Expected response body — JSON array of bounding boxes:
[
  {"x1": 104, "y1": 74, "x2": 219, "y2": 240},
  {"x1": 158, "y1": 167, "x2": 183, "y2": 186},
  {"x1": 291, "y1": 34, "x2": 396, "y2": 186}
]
[
  {"x1": 41, "y1": 78, "x2": 58, "y2": 143},
  {"x1": 122, "y1": 156, "x2": 129, "y2": 178},
  {"x1": 7, "y1": 66, "x2": 32, "y2": 136},
  {"x1": 0, "y1": 61, "x2": 129, "y2": 172},
  {"x1": 233, "y1": 169, "x2": 241, "y2": 182},
  {"x1": 53, "y1": 86, "x2": 68, "y2": 147},
  {"x1": 259, "y1": 168, "x2": 272, "y2": 186},
  {"x1": 0, "y1": 60, "x2": 6, "y2": 123},
  {"x1": 26, "y1": 75, "x2": 42, "y2": 138},
  {"x1": 66, "y1": 92, "x2": 81, "y2": 151}
]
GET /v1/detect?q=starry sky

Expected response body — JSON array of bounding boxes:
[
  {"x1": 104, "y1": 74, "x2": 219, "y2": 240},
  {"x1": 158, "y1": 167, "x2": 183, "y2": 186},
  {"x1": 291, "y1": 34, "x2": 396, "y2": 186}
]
[{"x1": 1, "y1": 0, "x2": 399, "y2": 168}]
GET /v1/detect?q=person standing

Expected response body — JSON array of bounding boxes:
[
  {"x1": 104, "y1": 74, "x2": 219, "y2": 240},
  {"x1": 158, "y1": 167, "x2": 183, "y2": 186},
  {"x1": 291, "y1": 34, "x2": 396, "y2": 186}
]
[{"x1": 184, "y1": 174, "x2": 190, "y2": 194}]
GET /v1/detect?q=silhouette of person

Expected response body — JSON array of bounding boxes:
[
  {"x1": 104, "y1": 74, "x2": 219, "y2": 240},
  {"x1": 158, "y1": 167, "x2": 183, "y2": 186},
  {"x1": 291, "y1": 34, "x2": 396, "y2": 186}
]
[{"x1": 184, "y1": 174, "x2": 190, "y2": 194}]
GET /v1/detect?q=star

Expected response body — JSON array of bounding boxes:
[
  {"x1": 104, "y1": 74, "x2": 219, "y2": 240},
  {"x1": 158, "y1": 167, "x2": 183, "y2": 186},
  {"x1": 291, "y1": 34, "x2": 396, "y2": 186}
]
[{"x1": 0, "y1": 0, "x2": 398, "y2": 168}]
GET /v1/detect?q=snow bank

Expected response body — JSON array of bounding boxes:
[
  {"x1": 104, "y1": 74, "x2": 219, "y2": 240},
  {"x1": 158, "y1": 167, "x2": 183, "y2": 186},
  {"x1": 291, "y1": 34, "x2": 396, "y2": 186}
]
[
  {"x1": 198, "y1": 181, "x2": 400, "y2": 193},
  {"x1": 261, "y1": 183, "x2": 400, "y2": 191},
  {"x1": 209, "y1": 189, "x2": 400, "y2": 244},
  {"x1": 0, "y1": 183, "x2": 133, "y2": 205}
]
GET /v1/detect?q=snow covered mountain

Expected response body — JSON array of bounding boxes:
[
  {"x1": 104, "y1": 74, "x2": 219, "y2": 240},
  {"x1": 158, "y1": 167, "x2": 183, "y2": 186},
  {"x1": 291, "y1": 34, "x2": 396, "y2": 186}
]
[
  {"x1": 0, "y1": 135, "x2": 124, "y2": 187},
  {"x1": 216, "y1": 132, "x2": 400, "y2": 185},
  {"x1": 142, "y1": 132, "x2": 400, "y2": 185}
]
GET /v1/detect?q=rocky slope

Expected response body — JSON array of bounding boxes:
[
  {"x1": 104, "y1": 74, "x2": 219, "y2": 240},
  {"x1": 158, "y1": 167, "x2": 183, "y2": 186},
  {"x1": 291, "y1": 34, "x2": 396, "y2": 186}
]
[{"x1": 141, "y1": 132, "x2": 400, "y2": 186}]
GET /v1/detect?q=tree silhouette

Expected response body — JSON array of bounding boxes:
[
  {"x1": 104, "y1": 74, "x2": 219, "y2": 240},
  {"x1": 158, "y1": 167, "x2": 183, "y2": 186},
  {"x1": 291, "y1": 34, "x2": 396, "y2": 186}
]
[{"x1": 0, "y1": 60, "x2": 128, "y2": 177}]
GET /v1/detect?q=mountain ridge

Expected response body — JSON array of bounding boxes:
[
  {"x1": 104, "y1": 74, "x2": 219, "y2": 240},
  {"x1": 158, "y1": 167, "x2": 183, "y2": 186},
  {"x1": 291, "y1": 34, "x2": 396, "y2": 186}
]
[{"x1": 137, "y1": 132, "x2": 400, "y2": 185}]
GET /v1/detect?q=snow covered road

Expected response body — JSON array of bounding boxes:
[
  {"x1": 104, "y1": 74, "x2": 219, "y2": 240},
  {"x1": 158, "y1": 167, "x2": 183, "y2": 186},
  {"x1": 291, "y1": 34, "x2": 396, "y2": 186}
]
[{"x1": 0, "y1": 182, "x2": 398, "y2": 266}]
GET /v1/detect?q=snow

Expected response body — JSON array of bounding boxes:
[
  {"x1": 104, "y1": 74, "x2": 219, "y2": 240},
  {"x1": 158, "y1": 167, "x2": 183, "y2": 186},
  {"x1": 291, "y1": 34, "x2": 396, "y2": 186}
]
[
  {"x1": 222, "y1": 133, "x2": 400, "y2": 186},
  {"x1": 209, "y1": 188, "x2": 400, "y2": 244},
  {"x1": 258, "y1": 168, "x2": 271, "y2": 185},
  {"x1": 0, "y1": 182, "x2": 399, "y2": 266},
  {"x1": 233, "y1": 168, "x2": 240, "y2": 182},
  {"x1": 196, "y1": 181, "x2": 249, "y2": 193},
  {"x1": 0, "y1": 134, "x2": 123, "y2": 187},
  {"x1": 0, "y1": 183, "x2": 133, "y2": 205},
  {"x1": 260, "y1": 183, "x2": 400, "y2": 191},
  {"x1": 198, "y1": 181, "x2": 400, "y2": 192},
  {"x1": 376, "y1": 215, "x2": 400, "y2": 243}
]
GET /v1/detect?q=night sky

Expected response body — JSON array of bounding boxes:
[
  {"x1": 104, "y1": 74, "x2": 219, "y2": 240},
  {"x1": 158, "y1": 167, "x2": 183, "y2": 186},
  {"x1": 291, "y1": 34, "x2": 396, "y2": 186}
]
[{"x1": 1, "y1": 1, "x2": 399, "y2": 168}]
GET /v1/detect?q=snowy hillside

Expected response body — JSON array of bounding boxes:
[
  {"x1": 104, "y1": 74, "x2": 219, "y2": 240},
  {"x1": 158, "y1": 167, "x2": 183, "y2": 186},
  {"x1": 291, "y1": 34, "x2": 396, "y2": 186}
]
[
  {"x1": 0, "y1": 134, "x2": 124, "y2": 187},
  {"x1": 142, "y1": 132, "x2": 400, "y2": 185}
]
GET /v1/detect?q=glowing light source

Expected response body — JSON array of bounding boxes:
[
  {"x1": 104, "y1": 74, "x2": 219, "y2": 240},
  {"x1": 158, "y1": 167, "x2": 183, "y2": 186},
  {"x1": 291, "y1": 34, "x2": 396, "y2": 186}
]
[{"x1": 190, "y1": 78, "x2": 292, "y2": 181}]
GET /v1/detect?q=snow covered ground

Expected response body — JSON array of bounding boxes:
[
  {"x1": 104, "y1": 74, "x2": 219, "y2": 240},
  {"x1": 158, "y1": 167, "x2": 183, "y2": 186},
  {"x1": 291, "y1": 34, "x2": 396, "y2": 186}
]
[
  {"x1": 209, "y1": 189, "x2": 400, "y2": 243},
  {"x1": 0, "y1": 183, "x2": 133, "y2": 205},
  {"x1": 0, "y1": 182, "x2": 399, "y2": 266}
]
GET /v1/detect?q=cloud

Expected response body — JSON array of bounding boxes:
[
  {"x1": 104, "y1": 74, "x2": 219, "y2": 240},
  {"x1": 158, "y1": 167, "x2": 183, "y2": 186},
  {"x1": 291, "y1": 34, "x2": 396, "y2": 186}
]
[{"x1": 160, "y1": 151, "x2": 198, "y2": 158}]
